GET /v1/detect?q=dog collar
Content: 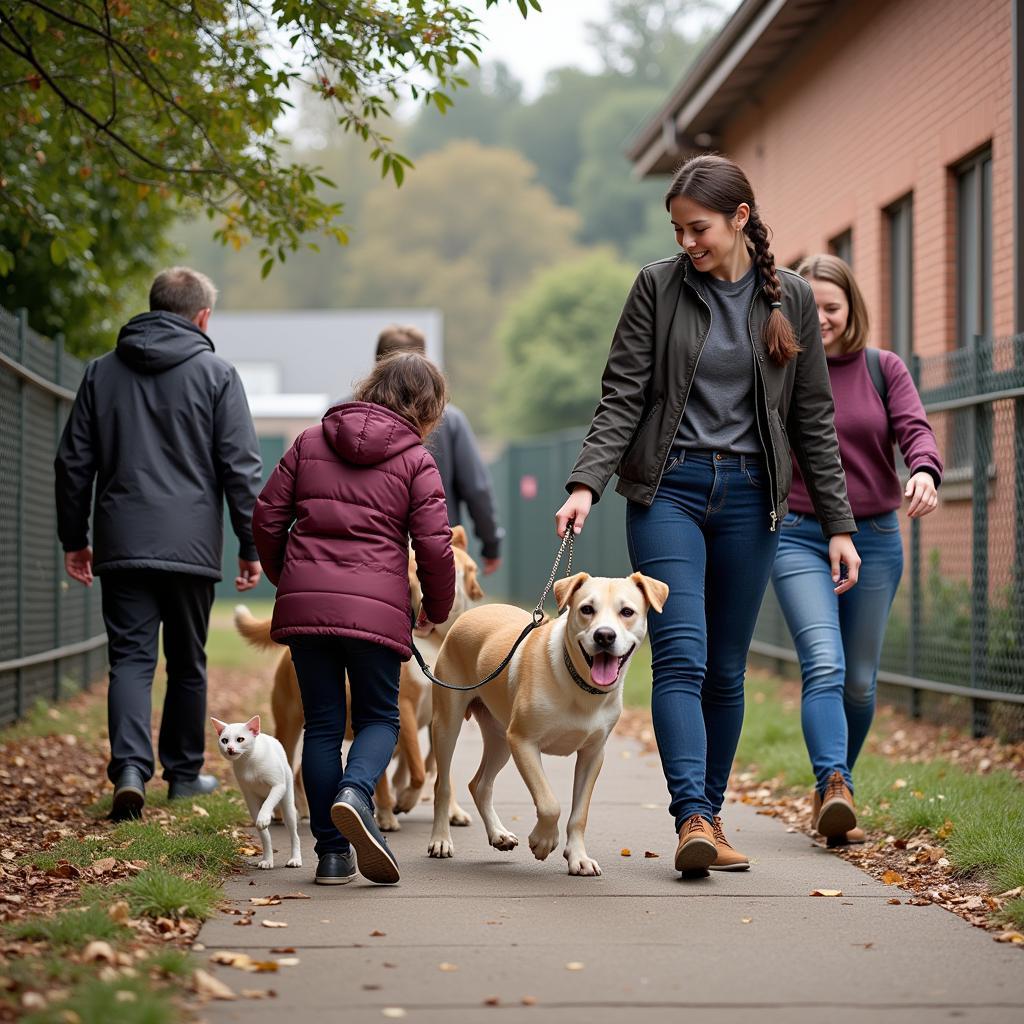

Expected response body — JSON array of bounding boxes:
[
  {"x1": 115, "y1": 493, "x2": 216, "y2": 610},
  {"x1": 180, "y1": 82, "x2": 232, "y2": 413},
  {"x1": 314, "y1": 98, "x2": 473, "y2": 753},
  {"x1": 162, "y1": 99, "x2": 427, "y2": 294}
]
[{"x1": 562, "y1": 644, "x2": 612, "y2": 697}]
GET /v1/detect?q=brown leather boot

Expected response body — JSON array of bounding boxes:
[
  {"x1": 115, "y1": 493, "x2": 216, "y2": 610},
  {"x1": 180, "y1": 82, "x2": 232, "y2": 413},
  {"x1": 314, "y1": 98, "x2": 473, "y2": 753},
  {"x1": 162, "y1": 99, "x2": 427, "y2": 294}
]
[
  {"x1": 709, "y1": 816, "x2": 750, "y2": 871},
  {"x1": 675, "y1": 814, "x2": 717, "y2": 873},
  {"x1": 811, "y1": 789, "x2": 865, "y2": 845},
  {"x1": 815, "y1": 770, "x2": 857, "y2": 839}
]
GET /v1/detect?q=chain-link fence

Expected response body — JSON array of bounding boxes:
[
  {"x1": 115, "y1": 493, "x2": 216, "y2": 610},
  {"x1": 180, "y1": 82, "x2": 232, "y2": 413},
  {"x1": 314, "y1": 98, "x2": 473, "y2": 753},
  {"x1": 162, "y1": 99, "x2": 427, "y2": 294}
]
[
  {"x1": 0, "y1": 306, "x2": 107, "y2": 728},
  {"x1": 486, "y1": 333, "x2": 1024, "y2": 740}
]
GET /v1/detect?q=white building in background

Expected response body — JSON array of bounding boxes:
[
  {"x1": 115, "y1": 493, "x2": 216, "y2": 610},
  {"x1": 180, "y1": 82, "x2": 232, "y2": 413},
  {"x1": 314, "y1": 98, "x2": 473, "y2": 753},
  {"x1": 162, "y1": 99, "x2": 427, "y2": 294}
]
[{"x1": 209, "y1": 308, "x2": 444, "y2": 442}]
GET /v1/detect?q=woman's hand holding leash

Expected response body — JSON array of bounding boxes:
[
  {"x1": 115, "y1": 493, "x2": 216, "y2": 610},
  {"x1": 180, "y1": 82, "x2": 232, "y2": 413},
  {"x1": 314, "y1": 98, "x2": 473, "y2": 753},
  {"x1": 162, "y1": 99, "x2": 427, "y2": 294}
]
[
  {"x1": 556, "y1": 486, "x2": 594, "y2": 538},
  {"x1": 828, "y1": 533, "x2": 861, "y2": 595}
]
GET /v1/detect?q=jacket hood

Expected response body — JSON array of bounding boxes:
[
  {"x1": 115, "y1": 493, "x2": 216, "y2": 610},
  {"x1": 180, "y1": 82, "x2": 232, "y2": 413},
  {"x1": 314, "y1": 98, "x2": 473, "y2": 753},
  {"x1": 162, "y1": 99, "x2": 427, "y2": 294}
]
[
  {"x1": 322, "y1": 402, "x2": 422, "y2": 466},
  {"x1": 116, "y1": 311, "x2": 213, "y2": 373}
]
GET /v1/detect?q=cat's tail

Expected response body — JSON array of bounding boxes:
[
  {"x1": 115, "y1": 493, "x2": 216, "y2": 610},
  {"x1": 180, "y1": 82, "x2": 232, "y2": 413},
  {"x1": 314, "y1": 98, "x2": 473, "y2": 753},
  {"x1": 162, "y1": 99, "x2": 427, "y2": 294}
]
[{"x1": 234, "y1": 605, "x2": 276, "y2": 649}]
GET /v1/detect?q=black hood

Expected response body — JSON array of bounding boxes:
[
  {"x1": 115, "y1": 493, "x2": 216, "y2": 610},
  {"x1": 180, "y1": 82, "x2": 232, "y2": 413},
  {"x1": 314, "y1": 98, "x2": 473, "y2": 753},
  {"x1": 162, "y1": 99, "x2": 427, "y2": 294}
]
[{"x1": 116, "y1": 311, "x2": 214, "y2": 373}]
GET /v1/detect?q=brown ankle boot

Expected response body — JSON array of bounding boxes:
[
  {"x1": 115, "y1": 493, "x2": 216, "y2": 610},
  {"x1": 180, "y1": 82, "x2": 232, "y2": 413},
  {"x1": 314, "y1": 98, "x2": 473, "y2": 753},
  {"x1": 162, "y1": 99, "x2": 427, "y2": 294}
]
[
  {"x1": 815, "y1": 771, "x2": 857, "y2": 839},
  {"x1": 709, "y1": 816, "x2": 750, "y2": 871},
  {"x1": 826, "y1": 826, "x2": 867, "y2": 847},
  {"x1": 675, "y1": 814, "x2": 717, "y2": 873}
]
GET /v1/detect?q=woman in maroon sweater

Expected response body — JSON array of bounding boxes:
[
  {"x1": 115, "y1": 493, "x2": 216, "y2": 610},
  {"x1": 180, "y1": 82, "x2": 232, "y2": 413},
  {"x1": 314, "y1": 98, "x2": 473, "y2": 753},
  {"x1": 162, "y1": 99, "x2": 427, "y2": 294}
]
[
  {"x1": 770, "y1": 255, "x2": 941, "y2": 845},
  {"x1": 254, "y1": 352, "x2": 455, "y2": 886}
]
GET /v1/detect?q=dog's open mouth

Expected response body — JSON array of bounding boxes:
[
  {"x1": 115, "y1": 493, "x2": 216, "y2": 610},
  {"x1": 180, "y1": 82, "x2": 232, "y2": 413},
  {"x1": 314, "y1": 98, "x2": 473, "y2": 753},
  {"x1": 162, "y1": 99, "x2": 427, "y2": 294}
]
[
  {"x1": 413, "y1": 608, "x2": 435, "y2": 638},
  {"x1": 579, "y1": 642, "x2": 636, "y2": 688}
]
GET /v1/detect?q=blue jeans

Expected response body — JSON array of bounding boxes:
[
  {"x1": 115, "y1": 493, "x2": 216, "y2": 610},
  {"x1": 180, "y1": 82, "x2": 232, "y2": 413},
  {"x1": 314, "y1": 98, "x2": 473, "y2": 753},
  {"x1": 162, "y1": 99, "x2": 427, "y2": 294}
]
[
  {"x1": 770, "y1": 511, "x2": 904, "y2": 794},
  {"x1": 626, "y1": 451, "x2": 779, "y2": 831},
  {"x1": 287, "y1": 636, "x2": 401, "y2": 858}
]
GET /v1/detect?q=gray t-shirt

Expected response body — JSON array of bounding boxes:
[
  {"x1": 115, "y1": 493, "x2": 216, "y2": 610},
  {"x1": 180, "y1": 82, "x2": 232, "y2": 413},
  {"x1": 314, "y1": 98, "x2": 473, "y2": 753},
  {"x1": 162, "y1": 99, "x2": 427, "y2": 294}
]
[{"x1": 675, "y1": 264, "x2": 761, "y2": 455}]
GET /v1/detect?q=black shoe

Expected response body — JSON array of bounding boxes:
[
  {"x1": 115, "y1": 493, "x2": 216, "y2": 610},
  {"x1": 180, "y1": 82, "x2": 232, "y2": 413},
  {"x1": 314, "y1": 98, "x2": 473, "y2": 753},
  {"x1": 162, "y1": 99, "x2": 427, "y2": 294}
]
[
  {"x1": 330, "y1": 788, "x2": 400, "y2": 884},
  {"x1": 315, "y1": 850, "x2": 357, "y2": 886},
  {"x1": 111, "y1": 767, "x2": 146, "y2": 822},
  {"x1": 167, "y1": 773, "x2": 220, "y2": 800}
]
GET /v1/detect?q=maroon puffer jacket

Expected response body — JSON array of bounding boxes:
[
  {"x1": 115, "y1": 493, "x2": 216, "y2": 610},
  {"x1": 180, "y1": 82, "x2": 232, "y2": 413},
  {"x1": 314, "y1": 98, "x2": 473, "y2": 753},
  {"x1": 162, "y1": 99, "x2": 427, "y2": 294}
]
[{"x1": 252, "y1": 402, "x2": 455, "y2": 659}]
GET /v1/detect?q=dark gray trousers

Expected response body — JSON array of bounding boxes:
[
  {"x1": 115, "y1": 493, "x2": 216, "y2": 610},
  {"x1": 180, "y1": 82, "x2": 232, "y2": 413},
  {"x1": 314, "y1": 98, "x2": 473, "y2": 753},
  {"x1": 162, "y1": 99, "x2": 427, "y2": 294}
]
[{"x1": 100, "y1": 570, "x2": 215, "y2": 784}]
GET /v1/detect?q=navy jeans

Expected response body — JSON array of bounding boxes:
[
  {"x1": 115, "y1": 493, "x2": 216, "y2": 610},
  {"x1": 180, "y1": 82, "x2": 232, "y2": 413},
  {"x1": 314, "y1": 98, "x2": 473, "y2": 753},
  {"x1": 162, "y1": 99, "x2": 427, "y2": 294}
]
[
  {"x1": 287, "y1": 636, "x2": 401, "y2": 858},
  {"x1": 626, "y1": 451, "x2": 779, "y2": 831},
  {"x1": 771, "y1": 510, "x2": 903, "y2": 794}
]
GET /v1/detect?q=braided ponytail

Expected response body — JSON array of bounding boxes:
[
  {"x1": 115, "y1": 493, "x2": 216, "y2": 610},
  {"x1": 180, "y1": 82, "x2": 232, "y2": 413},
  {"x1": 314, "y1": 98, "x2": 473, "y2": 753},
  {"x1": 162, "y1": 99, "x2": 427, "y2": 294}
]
[
  {"x1": 745, "y1": 210, "x2": 799, "y2": 365},
  {"x1": 665, "y1": 154, "x2": 800, "y2": 366}
]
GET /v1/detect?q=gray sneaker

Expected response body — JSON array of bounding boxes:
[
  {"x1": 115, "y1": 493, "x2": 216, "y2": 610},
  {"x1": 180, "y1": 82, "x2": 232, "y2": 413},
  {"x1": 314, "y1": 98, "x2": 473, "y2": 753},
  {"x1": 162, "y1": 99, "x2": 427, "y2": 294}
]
[
  {"x1": 330, "y1": 788, "x2": 400, "y2": 884},
  {"x1": 168, "y1": 773, "x2": 220, "y2": 801}
]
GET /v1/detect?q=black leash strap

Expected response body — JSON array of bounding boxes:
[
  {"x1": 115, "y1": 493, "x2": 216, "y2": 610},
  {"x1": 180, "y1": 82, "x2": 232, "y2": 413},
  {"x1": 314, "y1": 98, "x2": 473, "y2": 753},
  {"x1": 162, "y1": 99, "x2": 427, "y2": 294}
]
[{"x1": 410, "y1": 519, "x2": 576, "y2": 692}]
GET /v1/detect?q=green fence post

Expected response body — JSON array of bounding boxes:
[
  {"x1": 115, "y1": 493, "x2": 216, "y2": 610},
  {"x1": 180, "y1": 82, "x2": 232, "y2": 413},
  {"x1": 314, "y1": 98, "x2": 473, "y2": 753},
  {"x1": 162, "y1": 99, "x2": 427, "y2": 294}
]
[
  {"x1": 970, "y1": 335, "x2": 992, "y2": 738},
  {"x1": 15, "y1": 308, "x2": 27, "y2": 719},
  {"x1": 909, "y1": 353, "x2": 922, "y2": 718}
]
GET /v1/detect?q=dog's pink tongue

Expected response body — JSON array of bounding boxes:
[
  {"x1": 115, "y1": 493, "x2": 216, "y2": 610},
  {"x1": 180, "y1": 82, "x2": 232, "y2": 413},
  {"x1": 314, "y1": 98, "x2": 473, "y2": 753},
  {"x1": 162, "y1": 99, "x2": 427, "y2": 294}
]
[{"x1": 590, "y1": 652, "x2": 619, "y2": 687}]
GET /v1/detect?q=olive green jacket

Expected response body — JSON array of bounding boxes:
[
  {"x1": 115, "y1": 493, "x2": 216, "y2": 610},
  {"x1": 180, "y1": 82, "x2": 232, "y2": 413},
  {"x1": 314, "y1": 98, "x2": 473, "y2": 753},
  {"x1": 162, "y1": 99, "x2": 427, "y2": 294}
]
[{"x1": 566, "y1": 254, "x2": 856, "y2": 536}]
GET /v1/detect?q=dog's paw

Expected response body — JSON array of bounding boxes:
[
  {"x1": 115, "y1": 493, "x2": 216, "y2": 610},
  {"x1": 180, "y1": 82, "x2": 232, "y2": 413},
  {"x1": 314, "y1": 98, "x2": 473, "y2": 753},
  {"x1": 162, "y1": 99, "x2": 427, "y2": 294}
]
[
  {"x1": 565, "y1": 851, "x2": 602, "y2": 876},
  {"x1": 393, "y1": 787, "x2": 420, "y2": 814},
  {"x1": 489, "y1": 830, "x2": 518, "y2": 852},
  {"x1": 257, "y1": 859, "x2": 273, "y2": 870},
  {"x1": 448, "y1": 804, "x2": 472, "y2": 827},
  {"x1": 256, "y1": 814, "x2": 272, "y2": 831},
  {"x1": 427, "y1": 837, "x2": 454, "y2": 858},
  {"x1": 376, "y1": 809, "x2": 401, "y2": 832},
  {"x1": 528, "y1": 823, "x2": 559, "y2": 861},
  {"x1": 286, "y1": 857, "x2": 302, "y2": 868}
]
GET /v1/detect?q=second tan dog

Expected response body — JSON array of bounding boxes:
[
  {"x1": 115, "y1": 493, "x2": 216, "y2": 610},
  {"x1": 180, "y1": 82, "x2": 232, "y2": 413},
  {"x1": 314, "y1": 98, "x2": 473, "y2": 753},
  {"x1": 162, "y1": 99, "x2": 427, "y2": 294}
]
[
  {"x1": 427, "y1": 571, "x2": 668, "y2": 876},
  {"x1": 235, "y1": 525, "x2": 484, "y2": 828}
]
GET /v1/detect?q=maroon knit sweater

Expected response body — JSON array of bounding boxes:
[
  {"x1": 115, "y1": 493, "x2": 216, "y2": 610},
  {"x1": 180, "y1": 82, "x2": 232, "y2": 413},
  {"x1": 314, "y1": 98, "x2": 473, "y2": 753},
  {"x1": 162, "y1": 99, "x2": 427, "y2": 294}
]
[{"x1": 788, "y1": 348, "x2": 942, "y2": 520}]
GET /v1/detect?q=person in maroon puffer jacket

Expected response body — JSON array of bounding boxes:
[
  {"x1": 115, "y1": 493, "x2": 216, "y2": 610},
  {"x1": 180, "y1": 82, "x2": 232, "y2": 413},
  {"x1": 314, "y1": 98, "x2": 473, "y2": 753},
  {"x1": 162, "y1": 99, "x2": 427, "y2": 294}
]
[{"x1": 253, "y1": 352, "x2": 455, "y2": 886}]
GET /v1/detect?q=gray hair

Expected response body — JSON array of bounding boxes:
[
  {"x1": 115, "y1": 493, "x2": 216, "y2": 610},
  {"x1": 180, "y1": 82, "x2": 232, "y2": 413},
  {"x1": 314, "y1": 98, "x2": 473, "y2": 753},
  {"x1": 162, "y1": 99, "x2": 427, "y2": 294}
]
[{"x1": 149, "y1": 266, "x2": 218, "y2": 319}]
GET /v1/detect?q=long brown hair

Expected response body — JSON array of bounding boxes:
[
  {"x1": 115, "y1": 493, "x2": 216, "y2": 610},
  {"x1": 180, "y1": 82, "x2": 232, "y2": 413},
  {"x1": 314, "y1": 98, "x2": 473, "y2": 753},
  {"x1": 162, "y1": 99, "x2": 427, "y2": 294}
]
[
  {"x1": 665, "y1": 154, "x2": 799, "y2": 366},
  {"x1": 795, "y1": 254, "x2": 870, "y2": 354},
  {"x1": 354, "y1": 352, "x2": 448, "y2": 438}
]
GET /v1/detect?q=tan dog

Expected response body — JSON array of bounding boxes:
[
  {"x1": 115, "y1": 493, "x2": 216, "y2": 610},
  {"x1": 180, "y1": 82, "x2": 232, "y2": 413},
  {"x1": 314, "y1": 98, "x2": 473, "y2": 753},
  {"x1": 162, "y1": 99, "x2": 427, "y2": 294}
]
[
  {"x1": 234, "y1": 526, "x2": 484, "y2": 828},
  {"x1": 427, "y1": 571, "x2": 668, "y2": 876}
]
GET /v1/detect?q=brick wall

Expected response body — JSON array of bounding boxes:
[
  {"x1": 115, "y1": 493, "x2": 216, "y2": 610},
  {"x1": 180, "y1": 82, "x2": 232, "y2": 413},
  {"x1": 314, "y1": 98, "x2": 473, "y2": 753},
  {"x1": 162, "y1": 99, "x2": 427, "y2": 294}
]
[{"x1": 721, "y1": 0, "x2": 1013, "y2": 355}]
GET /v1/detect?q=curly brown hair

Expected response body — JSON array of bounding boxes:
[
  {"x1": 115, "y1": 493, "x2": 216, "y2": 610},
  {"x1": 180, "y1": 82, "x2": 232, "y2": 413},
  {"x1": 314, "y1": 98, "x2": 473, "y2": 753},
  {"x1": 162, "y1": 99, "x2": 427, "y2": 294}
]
[{"x1": 354, "y1": 351, "x2": 448, "y2": 438}]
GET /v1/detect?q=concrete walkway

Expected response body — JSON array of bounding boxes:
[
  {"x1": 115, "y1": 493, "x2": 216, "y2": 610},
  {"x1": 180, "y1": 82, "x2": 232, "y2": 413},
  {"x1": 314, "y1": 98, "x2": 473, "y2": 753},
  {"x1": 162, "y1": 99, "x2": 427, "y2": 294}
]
[{"x1": 197, "y1": 723, "x2": 1024, "y2": 1023}]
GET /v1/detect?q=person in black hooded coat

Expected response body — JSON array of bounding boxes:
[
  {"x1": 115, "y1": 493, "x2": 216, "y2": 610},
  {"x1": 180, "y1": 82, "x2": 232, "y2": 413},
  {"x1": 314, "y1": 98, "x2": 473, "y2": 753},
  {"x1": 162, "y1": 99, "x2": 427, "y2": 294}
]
[{"x1": 55, "y1": 266, "x2": 263, "y2": 820}]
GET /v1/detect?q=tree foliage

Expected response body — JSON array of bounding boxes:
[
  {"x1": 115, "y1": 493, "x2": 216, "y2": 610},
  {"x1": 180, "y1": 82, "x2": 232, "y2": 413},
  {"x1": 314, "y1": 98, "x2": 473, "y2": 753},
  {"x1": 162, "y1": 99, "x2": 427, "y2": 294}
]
[
  {"x1": 493, "y1": 251, "x2": 636, "y2": 436},
  {"x1": 341, "y1": 140, "x2": 579, "y2": 426},
  {"x1": 0, "y1": 0, "x2": 538, "y2": 350}
]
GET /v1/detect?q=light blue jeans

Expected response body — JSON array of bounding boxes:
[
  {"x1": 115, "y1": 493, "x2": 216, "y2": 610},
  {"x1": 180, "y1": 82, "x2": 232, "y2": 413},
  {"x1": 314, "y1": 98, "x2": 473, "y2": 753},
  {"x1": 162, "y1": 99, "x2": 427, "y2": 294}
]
[{"x1": 770, "y1": 510, "x2": 904, "y2": 794}]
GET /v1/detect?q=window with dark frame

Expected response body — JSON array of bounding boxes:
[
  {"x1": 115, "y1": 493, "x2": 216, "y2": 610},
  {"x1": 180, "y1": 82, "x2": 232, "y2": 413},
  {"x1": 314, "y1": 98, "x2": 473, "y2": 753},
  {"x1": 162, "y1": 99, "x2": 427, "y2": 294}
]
[
  {"x1": 828, "y1": 229, "x2": 853, "y2": 267},
  {"x1": 950, "y1": 148, "x2": 992, "y2": 470},
  {"x1": 886, "y1": 195, "x2": 914, "y2": 364}
]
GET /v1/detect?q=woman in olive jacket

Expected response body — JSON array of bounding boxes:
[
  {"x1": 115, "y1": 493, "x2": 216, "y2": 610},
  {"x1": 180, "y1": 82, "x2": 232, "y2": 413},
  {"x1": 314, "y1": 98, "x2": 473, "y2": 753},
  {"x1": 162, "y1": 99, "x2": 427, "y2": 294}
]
[{"x1": 555, "y1": 155, "x2": 860, "y2": 876}]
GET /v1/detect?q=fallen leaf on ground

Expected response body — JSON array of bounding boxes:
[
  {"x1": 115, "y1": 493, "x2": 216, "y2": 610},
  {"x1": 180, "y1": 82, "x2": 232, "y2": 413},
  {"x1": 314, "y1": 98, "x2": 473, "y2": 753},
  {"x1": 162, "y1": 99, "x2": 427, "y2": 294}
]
[
  {"x1": 810, "y1": 889, "x2": 843, "y2": 897},
  {"x1": 250, "y1": 897, "x2": 281, "y2": 906},
  {"x1": 565, "y1": 962, "x2": 584, "y2": 971},
  {"x1": 438, "y1": 962, "x2": 458, "y2": 971},
  {"x1": 82, "y1": 940, "x2": 116, "y2": 964},
  {"x1": 241, "y1": 989, "x2": 270, "y2": 998},
  {"x1": 882, "y1": 870, "x2": 904, "y2": 885},
  {"x1": 269, "y1": 947, "x2": 296, "y2": 954},
  {"x1": 887, "y1": 898, "x2": 901, "y2": 905},
  {"x1": 644, "y1": 851, "x2": 659, "y2": 858},
  {"x1": 381, "y1": 1009, "x2": 407, "y2": 1019},
  {"x1": 620, "y1": 848, "x2": 631, "y2": 857},
  {"x1": 91, "y1": 857, "x2": 116, "y2": 875},
  {"x1": 370, "y1": 929, "x2": 386, "y2": 937},
  {"x1": 194, "y1": 969, "x2": 236, "y2": 1000},
  {"x1": 276, "y1": 957, "x2": 300, "y2": 967},
  {"x1": 261, "y1": 920, "x2": 288, "y2": 928},
  {"x1": 191, "y1": 804, "x2": 210, "y2": 817},
  {"x1": 483, "y1": 996, "x2": 500, "y2": 1006},
  {"x1": 741, "y1": 917, "x2": 753, "y2": 924},
  {"x1": 521, "y1": 996, "x2": 538, "y2": 1006},
  {"x1": 994, "y1": 931, "x2": 1024, "y2": 944},
  {"x1": 108, "y1": 900, "x2": 131, "y2": 923},
  {"x1": 277, "y1": 892, "x2": 312, "y2": 900}
]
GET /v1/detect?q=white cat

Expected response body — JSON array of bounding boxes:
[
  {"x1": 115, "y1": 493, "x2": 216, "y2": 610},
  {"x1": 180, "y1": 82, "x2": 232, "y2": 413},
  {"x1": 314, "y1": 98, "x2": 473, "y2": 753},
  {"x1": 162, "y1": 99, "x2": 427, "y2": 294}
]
[{"x1": 212, "y1": 716, "x2": 302, "y2": 870}]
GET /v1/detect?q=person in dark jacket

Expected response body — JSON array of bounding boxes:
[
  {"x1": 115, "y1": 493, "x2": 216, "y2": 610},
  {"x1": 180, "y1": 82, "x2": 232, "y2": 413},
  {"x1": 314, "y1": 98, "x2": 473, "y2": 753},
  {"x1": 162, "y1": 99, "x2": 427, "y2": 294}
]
[
  {"x1": 772, "y1": 255, "x2": 942, "y2": 846},
  {"x1": 55, "y1": 266, "x2": 263, "y2": 821},
  {"x1": 373, "y1": 325, "x2": 504, "y2": 574},
  {"x1": 253, "y1": 351, "x2": 455, "y2": 886},
  {"x1": 555, "y1": 155, "x2": 860, "y2": 877}
]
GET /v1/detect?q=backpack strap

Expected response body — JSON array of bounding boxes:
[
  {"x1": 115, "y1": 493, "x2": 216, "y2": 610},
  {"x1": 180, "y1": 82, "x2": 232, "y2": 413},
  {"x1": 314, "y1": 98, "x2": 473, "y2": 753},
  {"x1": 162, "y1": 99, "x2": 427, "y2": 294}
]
[{"x1": 865, "y1": 347, "x2": 889, "y2": 407}]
